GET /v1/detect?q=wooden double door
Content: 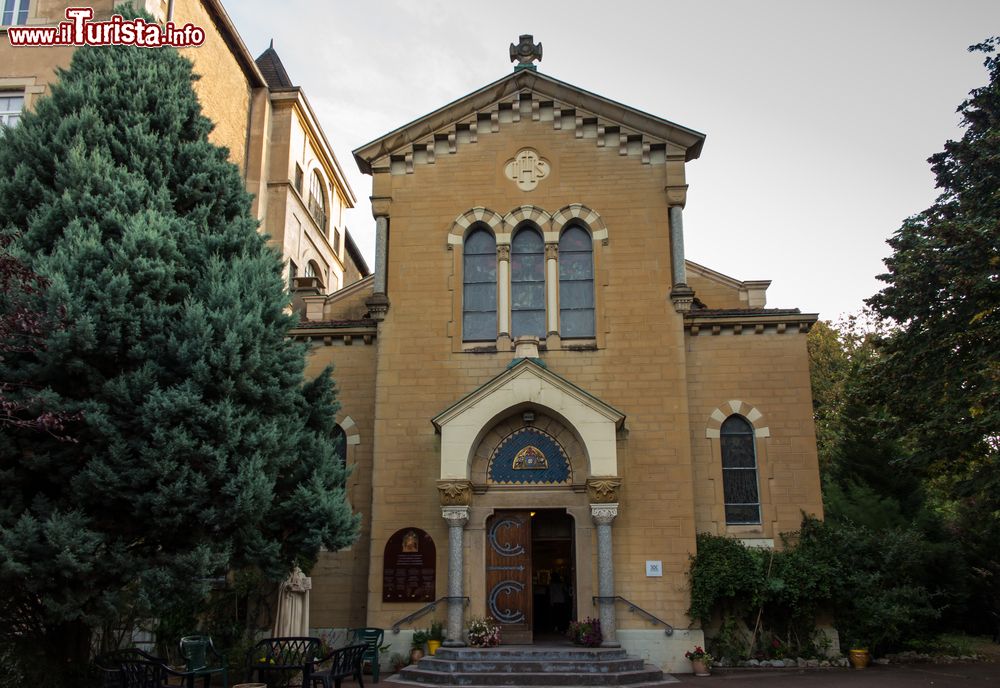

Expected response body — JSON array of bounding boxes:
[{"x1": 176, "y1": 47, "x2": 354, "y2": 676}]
[{"x1": 485, "y1": 510, "x2": 575, "y2": 644}]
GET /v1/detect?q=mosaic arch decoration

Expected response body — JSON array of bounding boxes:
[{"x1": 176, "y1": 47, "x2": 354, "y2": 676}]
[{"x1": 487, "y1": 427, "x2": 571, "y2": 485}]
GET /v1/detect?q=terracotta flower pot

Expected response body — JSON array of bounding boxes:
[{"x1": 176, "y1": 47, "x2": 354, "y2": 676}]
[
  {"x1": 848, "y1": 648, "x2": 870, "y2": 669},
  {"x1": 410, "y1": 647, "x2": 425, "y2": 664},
  {"x1": 691, "y1": 659, "x2": 710, "y2": 677}
]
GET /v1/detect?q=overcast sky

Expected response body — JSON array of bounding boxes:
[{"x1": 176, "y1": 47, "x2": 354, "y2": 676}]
[{"x1": 224, "y1": 1, "x2": 999, "y2": 322}]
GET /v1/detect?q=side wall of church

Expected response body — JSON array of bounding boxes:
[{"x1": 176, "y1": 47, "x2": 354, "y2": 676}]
[
  {"x1": 686, "y1": 330, "x2": 824, "y2": 541},
  {"x1": 304, "y1": 337, "x2": 378, "y2": 629}
]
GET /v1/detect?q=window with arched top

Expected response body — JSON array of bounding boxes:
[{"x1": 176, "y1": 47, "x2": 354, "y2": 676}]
[
  {"x1": 308, "y1": 170, "x2": 327, "y2": 231},
  {"x1": 332, "y1": 424, "x2": 347, "y2": 470},
  {"x1": 558, "y1": 226, "x2": 594, "y2": 338},
  {"x1": 720, "y1": 415, "x2": 761, "y2": 525},
  {"x1": 511, "y1": 225, "x2": 545, "y2": 338},
  {"x1": 305, "y1": 261, "x2": 317, "y2": 278},
  {"x1": 462, "y1": 228, "x2": 497, "y2": 341}
]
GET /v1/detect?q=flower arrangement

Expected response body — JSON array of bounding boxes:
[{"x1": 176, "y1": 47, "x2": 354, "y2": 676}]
[
  {"x1": 466, "y1": 617, "x2": 501, "y2": 647},
  {"x1": 684, "y1": 646, "x2": 713, "y2": 666},
  {"x1": 566, "y1": 617, "x2": 602, "y2": 647}
]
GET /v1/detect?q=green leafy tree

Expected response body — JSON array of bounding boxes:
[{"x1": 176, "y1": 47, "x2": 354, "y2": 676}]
[
  {"x1": 0, "y1": 35, "x2": 358, "y2": 680},
  {"x1": 867, "y1": 37, "x2": 1000, "y2": 635},
  {"x1": 868, "y1": 37, "x2": 1000, "y2": 511}
]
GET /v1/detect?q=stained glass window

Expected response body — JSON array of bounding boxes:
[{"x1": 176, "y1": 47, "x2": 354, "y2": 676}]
[
  {"x1": 721, "y1": 415, "x2": 760, "y2": 524},
  {"x1": 511, "y1": 226, "x2": 545, "y2": 338},
  {"x1": 463, "y1": 227, "x2": 497, "y2": 341},
  {"x1": 558, "y1": 226, "x2": 594, "y2": 337}
]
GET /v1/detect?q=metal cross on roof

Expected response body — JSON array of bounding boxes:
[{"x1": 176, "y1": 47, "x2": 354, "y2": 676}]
[{"x1": 510, "y1": 34, "x2": 542, "y2": 71}]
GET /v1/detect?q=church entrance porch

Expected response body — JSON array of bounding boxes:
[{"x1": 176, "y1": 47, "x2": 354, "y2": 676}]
[{"x1": 484, "y1": 509, "x2": 576, "y2": 644}]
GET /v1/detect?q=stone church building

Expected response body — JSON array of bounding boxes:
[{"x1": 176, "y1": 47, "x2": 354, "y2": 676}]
[{"x1": 297, "y1": 39, "x2": 824, "y2": 671}]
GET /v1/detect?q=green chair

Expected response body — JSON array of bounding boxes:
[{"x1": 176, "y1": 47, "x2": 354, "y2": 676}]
[
  {"x1": 179, "y1": 635, "x2": 228, "y2": 688},
  {"x1": 349, "y1": 628, "x2": 384, "y2": 684}
]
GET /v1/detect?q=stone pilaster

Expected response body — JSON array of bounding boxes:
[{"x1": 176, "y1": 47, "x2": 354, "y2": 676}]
[
  {"x1": 667, "y1": 202, "x2": 695, "y2": 313},
  {"x1": 367, "y1": 197, "x2": 392, "y2": 320},
  {"x1": 591, "y1": 502, "x2": 620, "y2": 647},
  {"x1": 442, "y1": 506, "x2": 470, "y2": 646}
]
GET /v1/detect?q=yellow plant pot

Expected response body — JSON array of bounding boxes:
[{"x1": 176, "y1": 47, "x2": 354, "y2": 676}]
[
  {"x1": 848, "y1": 648, "x2": 870, "y2": 669},
  {"x1": 427, "y1": 639, "x2": 442, "y2": 656}
]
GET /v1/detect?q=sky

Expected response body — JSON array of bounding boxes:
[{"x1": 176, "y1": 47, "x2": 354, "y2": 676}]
[{"x1": 224, "y1": 1, "x2": 1000, "y2": 322}]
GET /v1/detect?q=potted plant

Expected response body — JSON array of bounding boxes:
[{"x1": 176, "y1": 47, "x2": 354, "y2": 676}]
[
  {"x1": 410, "y1": 630, "x2": 429, "y2": 663},
  {"x1": 566, "y1": 617, "x2": 602, "y2": 647},
  {"x1": 427, "y1": 621, "x2": 444, "y2": 655},
  {"x1": 846, "y1": 639, "x2": 871, "y2": 670},
  {"x1": 684, "y1": 646, "x2": 713, "y2": 677},
  {"x1": 466, "y1": 618, "x2": 501, "y2": 647},
  {"x1": 390, "y1": 652, "x2": 409, "y2": 674}
]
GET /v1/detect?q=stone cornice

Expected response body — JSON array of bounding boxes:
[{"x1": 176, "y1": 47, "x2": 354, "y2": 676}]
[
  {"x1": 685, "y1": 310, "x2": 818, "y2": 336},
  {"x1": 353, "y1": 70, "x2": 705, "y2": 176}
]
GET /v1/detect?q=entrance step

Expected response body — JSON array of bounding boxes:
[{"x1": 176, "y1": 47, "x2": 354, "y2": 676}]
[{"x1": 386, "y1": 646, "x2": 678, "y2": 687}]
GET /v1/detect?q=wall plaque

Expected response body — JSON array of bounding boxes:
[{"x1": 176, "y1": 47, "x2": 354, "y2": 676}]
[{"x1": 382, "y1": 527, "x2": 436, "y2": 603}]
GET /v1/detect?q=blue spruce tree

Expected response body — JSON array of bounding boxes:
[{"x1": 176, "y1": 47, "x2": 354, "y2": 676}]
[{"x1": 0, "y1": 31, "x2": 358, "y2": 678}]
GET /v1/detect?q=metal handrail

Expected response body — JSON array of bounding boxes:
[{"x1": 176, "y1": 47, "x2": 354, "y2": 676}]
[
  {"x1": 593, "y1": 596, "x2": 674, "y2": 636},
  {"x1": 390, "y1": 596, "x2": 470, "y2": 633}
]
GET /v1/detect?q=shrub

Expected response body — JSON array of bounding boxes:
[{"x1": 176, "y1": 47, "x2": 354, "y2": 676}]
[{"x1": 566, "y1": 617, "x2": 602, "y2": 647}]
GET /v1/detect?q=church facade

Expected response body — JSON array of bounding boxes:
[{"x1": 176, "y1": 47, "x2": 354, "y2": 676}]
[{"x1": 297, "y1": 40, "x2": 824, "y2": 671}]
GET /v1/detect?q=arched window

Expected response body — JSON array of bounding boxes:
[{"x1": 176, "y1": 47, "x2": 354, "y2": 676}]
[
  {"x1": 308, "y1": 170, "x2": 327, "y2": 231},
  {"x1": 558, "y1": 226, "x2": 594, "y2": 337},
  {"x1": 332, "y1": 425, "x2": 347, "y2": 470},
  {"x1": 720, "y1": 415, "x2": 761, "y2": 524},
  {"x1": 462, "y1": 227, "x2": 497, "y2": 341},
  {"x1": 511, "y1": 225, "x2": 545, "y2": 338},
  {"x1": 305, "y1": 261, "x2": 317, "y2": 278}
]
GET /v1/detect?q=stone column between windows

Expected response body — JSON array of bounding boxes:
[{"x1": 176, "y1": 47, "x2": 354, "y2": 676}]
[
  {"x1": 497, "y1": 243, "x2": 511, "y2": 338},
  {"x1": 591, "y1": 503, "x2": 620, "y2": 647},
  {"x1": 441, "y1": 505, "x2": 469, "y2": 646},
  {"x1": 545, "y1": 243, "x2": 559, "y2": 335},
  {"x1": 668, "y1": 205, "x2": 687, "y2": 287}
]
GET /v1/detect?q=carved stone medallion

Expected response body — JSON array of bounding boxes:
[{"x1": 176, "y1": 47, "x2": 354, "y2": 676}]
[{"x1": 504, "y1": 149, "x2": 551, "y2": 192}]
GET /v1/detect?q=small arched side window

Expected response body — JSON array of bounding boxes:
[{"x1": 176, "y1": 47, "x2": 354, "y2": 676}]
[
  {"x1": 720, "y1": 415, "x2": 761, "y2": 525},
  {"x1": 462, "y1": 227, "x2": 497, "y2": 341},
  {"x1": 308, "y1": 170, "x2": 327, "y2": 231},
  {"x1": 511, "y1": 225, "x2": 545, "y2": 338},
  {"x1": 332, "y1": 424, "x2": 347, "y2": 470},
  {"x1": 558, "y1": 226, "x2": 594, "y2": 337}
]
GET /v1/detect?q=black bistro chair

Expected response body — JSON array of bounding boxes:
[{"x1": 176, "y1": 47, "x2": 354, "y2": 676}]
[
  {"x1": 246, "y1": 636, "x2": 324, "y2": 688},
  {"x1": 310, "y1": 643, "x2": 366, "y2": 688}
]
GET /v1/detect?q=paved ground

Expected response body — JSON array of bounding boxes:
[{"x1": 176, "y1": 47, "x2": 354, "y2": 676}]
[{"x1": 673, "y1": 663, "x2": 998, "y2": 687}]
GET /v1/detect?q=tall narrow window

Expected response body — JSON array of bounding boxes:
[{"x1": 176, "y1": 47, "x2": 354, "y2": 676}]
[
  {"x1": 558, "y1": 226, "x2": 594, "y2": 337},
  {"x1": 463, "y1": 228, "x2": 497, "y2": 341},
  {"x1": 511, "y1": 226, "x2": 545, "y2": 338},
  {"x1": 720, "y1": 415, "x2": 761, "y2": 524},
  {"x1": 1, "y1": 0, "x2": 30, "y2": 25},
  {"x1": 332, "y1": 425, "x2": 347, "y2": 470},
  {"x1": 308, "y1": 170, "x2": 327, "y2": 232},
  {"x1": 288, "y1": 260, "x2": 298, "y2": 290},
  {"x1": 0, "y1": 93, "x2": 24, "y2": 127}
]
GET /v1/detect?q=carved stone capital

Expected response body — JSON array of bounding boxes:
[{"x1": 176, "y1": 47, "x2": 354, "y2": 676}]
[
  {"x1": 441, "y1": 505, "x2": 470, "y2": 528},
  {"x1": 438, "y1": 480, "x2": 473, "y2": 507},
  {"x1": 586, "y1": 477, "x2": 622, "y2": 504},
  {"x1": 497, "y1": 244, "x2": 511, "y2": 261},
  {"x1": 669, "y1": 284, "x2": 695, "y2": 314},
  {"x1": 545, "y1": 243, "x2": 559, "y2": 261},
  {"x1": 370, "y1": 196, "x2": 392, "y2": 218},
  {"x1": 665, "y1": 184, "x2": 688, "y2": 208},
  {"x1": 365, "y1": 292, "x2": 390, "y2": 321},
  {"x1": 590, "y1": 502, "x2": 619, "y2": 525}
]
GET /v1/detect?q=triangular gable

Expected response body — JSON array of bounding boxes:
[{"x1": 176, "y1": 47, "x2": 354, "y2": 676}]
[
  {"x1": 353, "y1": 69, "x2": 706, "y2": 175},
  {"x1": 432, "y1": 359, "x2": 624, "y2": 480}
]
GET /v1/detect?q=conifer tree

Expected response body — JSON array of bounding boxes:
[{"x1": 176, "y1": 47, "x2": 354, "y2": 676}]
[{"x1": 0, "y1": 35, "x2": 358, "y2": 673}]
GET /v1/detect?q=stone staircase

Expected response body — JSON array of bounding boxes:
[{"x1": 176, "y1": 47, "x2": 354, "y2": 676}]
[{"x1": 385, "y1": 645, "x2": 678, "y2": 687}]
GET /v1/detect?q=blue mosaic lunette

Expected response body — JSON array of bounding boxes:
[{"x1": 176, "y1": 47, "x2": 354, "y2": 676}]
[{"x1": 488, "y1": 428, "x2": 571, "y2": 485}]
